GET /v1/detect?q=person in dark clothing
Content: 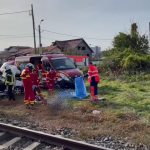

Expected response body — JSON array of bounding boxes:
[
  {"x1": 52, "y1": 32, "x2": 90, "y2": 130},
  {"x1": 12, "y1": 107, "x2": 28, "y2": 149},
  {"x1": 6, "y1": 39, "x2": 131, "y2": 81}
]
[{"x1": 5, "y1": 66, "x2": 15, "y2": 101}]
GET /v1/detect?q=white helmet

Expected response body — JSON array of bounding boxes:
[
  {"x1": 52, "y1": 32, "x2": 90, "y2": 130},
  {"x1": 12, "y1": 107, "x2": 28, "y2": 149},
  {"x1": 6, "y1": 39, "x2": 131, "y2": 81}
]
[
  {"x1": 5, "y1": 65, "x2": 10, "y2": 71},
  {"x1": 26, "y1": 63, "x2": 34, "y2": 69}
]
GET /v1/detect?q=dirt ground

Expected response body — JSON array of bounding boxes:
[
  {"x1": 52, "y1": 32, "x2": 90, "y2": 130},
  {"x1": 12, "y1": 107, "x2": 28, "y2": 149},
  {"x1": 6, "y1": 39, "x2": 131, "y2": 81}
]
[{"x1": 0, "y1": 93, "x2": 150, "y2": 146}]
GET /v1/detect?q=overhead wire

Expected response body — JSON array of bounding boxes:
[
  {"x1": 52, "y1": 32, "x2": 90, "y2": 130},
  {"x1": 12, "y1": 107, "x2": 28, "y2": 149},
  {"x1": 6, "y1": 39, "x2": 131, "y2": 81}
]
[
  {"x1": 0, "y1": 36, "x2": 33, "y2": 39},
  {"x1": 42, "y1": 29, "x2": 113, "y2": 41},
  {"x1": 0, "y1": 10, "x2": 30, "y2": 16},
  {"x1": 0, "y1": 34, "x2": 32, "y2": 37}
]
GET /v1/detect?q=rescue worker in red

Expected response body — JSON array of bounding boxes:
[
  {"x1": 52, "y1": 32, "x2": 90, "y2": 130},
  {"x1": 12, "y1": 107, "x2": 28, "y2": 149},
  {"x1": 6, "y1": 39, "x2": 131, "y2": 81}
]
[
  {"x1": 31, "y1": 68, "x2": 44, "y2": 100},
  {"x1": 46, "y1": 68, "x2": 57, "y2": 92},
  {"x1": 84, "y1": 62, "x2": 100, "y2": 101},
  {"x1": 36, "y1": 60, "x2": 43, "y2": 84},
  {"x1": 21, "y1": 63, "x2": 35, "y2": 108},
  {"x1": 36, "y1": 61, "x2": 42, "y2": 72}
]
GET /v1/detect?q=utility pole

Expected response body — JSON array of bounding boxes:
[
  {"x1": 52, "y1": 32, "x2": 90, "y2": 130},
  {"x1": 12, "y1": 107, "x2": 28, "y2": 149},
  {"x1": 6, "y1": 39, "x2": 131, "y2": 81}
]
[
  {"x1": 31, "y1": 4, "x2": 36, "y2": 54},
  {"x1": 38, "y1": 19, "x2": 44, "y2": 55},
  {"x1": 149, "y1": 22, "x2": 150, "y2": 45},
  {"x1": 38, "y1": 24, "x2": 42, "y2": 55}
]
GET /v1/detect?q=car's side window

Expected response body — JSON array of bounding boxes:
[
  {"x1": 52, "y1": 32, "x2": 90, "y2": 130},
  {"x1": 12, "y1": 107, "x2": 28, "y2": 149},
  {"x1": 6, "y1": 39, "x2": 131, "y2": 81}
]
[{"x1": 43, "y1": 61, "x2": 51, "y2": 71}]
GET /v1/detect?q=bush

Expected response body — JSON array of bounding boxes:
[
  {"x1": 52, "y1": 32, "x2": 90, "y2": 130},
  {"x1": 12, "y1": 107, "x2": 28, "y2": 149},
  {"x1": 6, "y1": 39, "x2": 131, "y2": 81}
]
[{"x1": 122, "y1": 54, "x2": 150, "y2": 72}]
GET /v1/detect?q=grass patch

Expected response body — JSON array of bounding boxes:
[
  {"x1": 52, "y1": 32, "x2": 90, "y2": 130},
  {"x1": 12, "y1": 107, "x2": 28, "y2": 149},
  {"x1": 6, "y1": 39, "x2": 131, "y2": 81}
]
[
  {"x1": 0, "y1": 79, "x2": 150, "y2": 145},
  {"x1": 138, "y1": 88, "x2": 146, "y2": 92}
]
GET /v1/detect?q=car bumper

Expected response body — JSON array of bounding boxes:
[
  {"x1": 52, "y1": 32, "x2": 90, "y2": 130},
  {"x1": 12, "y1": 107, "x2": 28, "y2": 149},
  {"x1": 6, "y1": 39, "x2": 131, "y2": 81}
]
[{"x1": 58, "y1": 76, "x2": 81, "y2": 88}]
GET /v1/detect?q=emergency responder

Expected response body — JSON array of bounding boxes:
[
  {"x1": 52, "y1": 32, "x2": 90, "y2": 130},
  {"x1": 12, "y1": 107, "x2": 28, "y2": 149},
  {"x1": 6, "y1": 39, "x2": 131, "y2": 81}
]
[
  {"x1": 46, "y1": 68, "x2": 57, "y2": 92},
  {"x1": 31, "y1": 68, "x2": 44, "y2": 100},
  {"x1": 36, "y1": 61, "x2": 42, "y2": 72},
  {"x1": 84, "y1": 62, "x2": 100, "y2": 101},
  {"x1": 36, "y1": 60, "x2": 43, "y2": 83},
  {"x1": 21, "y1": 63, "x2": 35, "y2": 108},
  {"x1": 5, "y1": 66, "x2": 15, "y2": 101}
]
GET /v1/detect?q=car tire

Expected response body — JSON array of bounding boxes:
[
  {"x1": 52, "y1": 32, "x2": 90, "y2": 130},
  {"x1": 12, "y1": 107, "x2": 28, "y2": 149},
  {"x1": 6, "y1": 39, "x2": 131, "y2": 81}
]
[
  {"x1": 14, "y1": 86, "x2": 21, "y2": 95},
  {"x1": 55, "y1": 84, "x2": 61, "y2": 89}
]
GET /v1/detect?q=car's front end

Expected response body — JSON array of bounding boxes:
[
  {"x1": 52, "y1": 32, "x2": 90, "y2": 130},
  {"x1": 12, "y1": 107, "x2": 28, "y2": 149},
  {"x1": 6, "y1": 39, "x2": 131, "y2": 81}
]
[{"x1": 56, "y1": 69, "x2": 83, "y2": 89}]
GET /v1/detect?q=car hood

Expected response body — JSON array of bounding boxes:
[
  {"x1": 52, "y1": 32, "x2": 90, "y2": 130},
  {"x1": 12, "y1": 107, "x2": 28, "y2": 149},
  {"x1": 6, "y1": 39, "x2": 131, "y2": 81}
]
[{"x1": 58, "y1": 68, "x2": 82, "y2": 77}]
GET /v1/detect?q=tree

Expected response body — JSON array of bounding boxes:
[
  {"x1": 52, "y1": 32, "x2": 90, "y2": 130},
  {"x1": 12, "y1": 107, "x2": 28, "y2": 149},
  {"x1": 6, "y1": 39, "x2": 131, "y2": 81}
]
[
  {"x1": 102, "y1": 23, "x2": 150, "y2": 75},
  {"x1": 112, "y1": 23, "x2": 149, "y2": 54}
]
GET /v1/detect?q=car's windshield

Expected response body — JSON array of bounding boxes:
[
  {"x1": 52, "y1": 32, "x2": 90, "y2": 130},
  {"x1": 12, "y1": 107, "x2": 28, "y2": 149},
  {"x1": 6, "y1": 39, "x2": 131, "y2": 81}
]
[
  {"x1": 0, "y1": 62, "x2": 13, "y2": 69},
  {"x1": 51, "y1": 58, "x2": 76, "y2": 70}
]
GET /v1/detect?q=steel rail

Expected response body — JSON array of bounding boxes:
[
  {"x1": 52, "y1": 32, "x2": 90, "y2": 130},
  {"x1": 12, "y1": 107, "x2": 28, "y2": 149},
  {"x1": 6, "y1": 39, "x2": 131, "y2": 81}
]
[{"x1": 0, "y1": 123, "x2": 112, "y2": 150}]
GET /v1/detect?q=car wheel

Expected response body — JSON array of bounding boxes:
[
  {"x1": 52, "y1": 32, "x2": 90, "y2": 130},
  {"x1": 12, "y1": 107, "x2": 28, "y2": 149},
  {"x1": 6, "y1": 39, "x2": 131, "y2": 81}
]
[
  {"x1": 14, "y1": 86, "x2": 21, "y2": 95},
  {"x1": 55, "y1": 84, "x2": 61, "y2": 89}
]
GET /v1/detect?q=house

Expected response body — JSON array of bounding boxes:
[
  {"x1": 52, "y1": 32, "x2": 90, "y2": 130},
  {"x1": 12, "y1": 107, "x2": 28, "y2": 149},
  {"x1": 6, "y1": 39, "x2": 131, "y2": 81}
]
[
  {"x1": 4, "y1": 46, "x2": 31, "y2": 53},
  {"x1": 43, "y1": 46, "x2": 61, "y2": 53},
  {"x1": 0, "y1": 46, "x2": 33, "y2": 65},
  {"x1": 47, "y1": 38, "x2": 93, "y2": 60},
  {"x1": 0, "y1": 52, "x2": 11, "y2": 66}
]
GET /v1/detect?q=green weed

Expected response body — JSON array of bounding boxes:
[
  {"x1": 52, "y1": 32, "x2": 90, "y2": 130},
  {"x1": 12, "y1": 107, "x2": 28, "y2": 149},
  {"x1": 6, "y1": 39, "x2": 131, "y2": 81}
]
[
  {"x1": 115, "y1": 111, "x2": 124, "y2": 118},
  {"x1": 138, "y1": 88, "x2": 146, "y2": 92}
]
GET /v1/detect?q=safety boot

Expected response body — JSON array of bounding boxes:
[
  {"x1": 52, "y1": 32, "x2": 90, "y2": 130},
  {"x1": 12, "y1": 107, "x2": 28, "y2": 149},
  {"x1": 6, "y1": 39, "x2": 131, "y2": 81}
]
[
  {"x1": 94, "y1": 96, "x2": 98, "y2": 101},
  {"x1": 30, "y1": 104, "x2": 36, "y2": 110}
]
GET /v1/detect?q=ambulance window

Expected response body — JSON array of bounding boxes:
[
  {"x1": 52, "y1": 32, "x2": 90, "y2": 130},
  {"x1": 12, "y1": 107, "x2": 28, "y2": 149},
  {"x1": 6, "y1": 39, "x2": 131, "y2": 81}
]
[
  {"x1": 43, "y1": 61, "x2": 51, "y2": 71},
  {"x1": 65, "y1": 59, "x2": 72, "y2": 66}
]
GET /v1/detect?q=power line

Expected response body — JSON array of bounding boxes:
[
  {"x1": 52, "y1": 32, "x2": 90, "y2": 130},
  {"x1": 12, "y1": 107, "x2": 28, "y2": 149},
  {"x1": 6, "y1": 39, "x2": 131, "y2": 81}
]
[
  {"x1": 0, "y1": 34, "x2": 32, "y2": 37},
  {"x1": 0, "y1": 36, "x2": 33, "y2": 39},
  {"x1": 42, "y1": 29, "x2": 113, "y2": 41},
  {"x1": 0, "y1": 10, "x2": 30, "y2": 16},
  {"x1": 41, "y1": 36, "x2": 111, "y2": 48},
  {"x1": 41, "y1": 36, "x2": 56, "y2": 40}
]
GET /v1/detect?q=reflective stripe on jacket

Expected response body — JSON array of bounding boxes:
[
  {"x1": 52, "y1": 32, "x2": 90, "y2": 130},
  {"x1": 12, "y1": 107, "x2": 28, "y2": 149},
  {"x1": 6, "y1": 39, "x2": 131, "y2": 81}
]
[
  {"x1": 5, "y1": 70, "x2": 14, "y2": 85},
  {"x1": 21, "y1": 68, "x2": 32, "y2": 86},
  {"x1": 46, "y1": 71, "x2": 57, "y2": 83},
  {"x1": 88, "y1": 65, "x2": 100, "y2": 83},
  {"x1": 36, "y1": 64, "x2": 42, "y2": 71}
]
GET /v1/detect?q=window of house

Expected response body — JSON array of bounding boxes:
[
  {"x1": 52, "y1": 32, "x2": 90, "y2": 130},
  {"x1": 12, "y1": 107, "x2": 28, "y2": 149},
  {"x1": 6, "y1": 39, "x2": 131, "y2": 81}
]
[
  {"x1": 78, "y1": 46, "x2": 86, "y2": 50},
  {"x1": 43, "y1": 61, "x2": 51, "y2": 71}
]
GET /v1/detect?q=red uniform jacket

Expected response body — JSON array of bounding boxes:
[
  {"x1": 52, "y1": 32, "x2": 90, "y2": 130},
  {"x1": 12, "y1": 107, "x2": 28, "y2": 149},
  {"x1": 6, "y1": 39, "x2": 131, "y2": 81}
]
[
  {"x1": 21, "y1": 68, "x2": 33, "y2": 87},
  {"x1": 36, "y1": 64, "x2": 42, "y2": 71},
  {"x1": 46, "y1": 71, "x2": 57, "y2": 89},
  {"x1": 88, "y1": 65, "x2": 100, "y2": 83},
  {"x1": 31, "y1": 73, "x2": 40, "y2": 86}
]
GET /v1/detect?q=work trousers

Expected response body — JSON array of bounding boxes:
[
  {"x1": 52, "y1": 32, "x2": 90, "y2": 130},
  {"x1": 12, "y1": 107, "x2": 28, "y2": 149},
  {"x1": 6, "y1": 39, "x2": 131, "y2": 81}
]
[
  {"x1": 24, "y1": 85, "x2": 35, "y2": 105},
  {"x1": 33, "y1": 86, "x2": 43, "y2": 99},
  {"x1": 7, "y1": 85, "x2": 15, "y2": 101},
  {"x1": 90, "y1": 82, "x2": 98, "y2": 101}
]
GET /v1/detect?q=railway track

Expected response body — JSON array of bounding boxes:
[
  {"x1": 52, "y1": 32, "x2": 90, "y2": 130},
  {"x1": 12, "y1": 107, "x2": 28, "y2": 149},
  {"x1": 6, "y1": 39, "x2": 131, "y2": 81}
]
[{"x1": 0, "y1": 123, "x2": 112, "y2": 150}]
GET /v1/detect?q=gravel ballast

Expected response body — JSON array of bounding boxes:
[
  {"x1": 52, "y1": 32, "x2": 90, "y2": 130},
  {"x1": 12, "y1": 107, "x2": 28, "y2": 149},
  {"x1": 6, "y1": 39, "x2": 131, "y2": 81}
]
[{"x1": 0, "y1": 117, "x2": 149, "y2": 150}]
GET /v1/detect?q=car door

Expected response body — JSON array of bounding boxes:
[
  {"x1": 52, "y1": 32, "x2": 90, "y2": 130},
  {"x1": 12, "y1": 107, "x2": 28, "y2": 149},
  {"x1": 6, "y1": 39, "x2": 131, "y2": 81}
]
[{"x1": 42, "y1": 60, "x2": 52, "y2": 86}]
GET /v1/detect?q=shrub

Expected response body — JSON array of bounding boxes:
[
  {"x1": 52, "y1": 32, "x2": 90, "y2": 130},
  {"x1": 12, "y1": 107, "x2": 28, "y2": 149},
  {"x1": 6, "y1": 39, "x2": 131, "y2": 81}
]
[{"x1": 122, "y1": 54, "x2": 150, "y2": 72}]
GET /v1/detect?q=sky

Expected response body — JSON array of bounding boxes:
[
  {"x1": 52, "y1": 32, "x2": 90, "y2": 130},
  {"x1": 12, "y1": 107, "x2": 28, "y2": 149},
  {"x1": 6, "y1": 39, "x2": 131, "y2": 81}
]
[{"x1": 0, "y1": 0, "x2": 150, "y2": 51}]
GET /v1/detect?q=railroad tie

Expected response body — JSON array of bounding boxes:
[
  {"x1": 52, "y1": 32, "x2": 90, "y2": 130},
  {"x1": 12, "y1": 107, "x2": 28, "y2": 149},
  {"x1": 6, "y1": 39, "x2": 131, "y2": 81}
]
[
  {"x1": 0, "y1": 137, "x2": 21, "y2": 149},
  {"x1": 23, "y1": 142, "x2": 40, "y2": 150}
]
